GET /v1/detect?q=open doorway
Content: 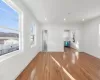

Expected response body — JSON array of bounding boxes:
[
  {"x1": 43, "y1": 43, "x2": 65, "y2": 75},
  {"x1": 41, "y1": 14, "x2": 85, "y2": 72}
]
[
  {"x1": 63, "y1": 30, "x2": 71, "y2": 51},
  {"x1": 63, "y1": 29, "x2": 80, "y2": 52},
  {"x1": 42, "y1": 30, "x2": 48, "y2": 52}
]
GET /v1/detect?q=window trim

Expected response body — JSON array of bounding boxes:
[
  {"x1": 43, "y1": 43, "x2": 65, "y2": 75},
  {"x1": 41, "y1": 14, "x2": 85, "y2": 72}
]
[{"x1": 0, "y1": 0, "x2": 23, "y2": 61}]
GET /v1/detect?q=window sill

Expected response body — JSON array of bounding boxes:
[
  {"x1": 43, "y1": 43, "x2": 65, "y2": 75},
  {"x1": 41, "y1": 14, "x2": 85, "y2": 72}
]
[{"x1": 0, "y1": 50, "x2": 22, "y2": 63}]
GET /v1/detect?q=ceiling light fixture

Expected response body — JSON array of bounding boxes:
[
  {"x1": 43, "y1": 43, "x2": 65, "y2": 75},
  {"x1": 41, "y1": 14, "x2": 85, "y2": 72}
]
[
  {"x1": 64, "y1": 18, "x2": 66, "y2": 21},
  {"x1": 45, "y1": 18, "x2": 47, "y2": 21},
  {"x1": 82, "y1": 19, "x2": 84, "y2": 21}
]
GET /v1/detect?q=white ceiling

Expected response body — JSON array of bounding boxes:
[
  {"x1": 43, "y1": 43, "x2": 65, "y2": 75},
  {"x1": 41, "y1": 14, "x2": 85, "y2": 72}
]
[{"x1": 22, "y1": 0, "x2": 100, "y2": 24}]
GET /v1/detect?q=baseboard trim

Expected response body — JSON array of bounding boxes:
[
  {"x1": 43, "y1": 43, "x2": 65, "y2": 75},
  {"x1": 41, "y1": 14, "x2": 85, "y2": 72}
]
[{"x1": 79, "y1": 51, "x2": 100, "y2": 59}]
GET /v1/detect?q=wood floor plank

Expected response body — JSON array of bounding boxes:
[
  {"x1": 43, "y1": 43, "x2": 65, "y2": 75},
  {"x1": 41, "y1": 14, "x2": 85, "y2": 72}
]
[{"x1": 16, "y1": 48, "x2": 100, "y2": 80}]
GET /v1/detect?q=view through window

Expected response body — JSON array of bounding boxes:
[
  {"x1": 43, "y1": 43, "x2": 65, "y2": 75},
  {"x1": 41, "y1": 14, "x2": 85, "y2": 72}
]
[{"x1": 0, "y1": 0, "x2": 19, "y2": 56}]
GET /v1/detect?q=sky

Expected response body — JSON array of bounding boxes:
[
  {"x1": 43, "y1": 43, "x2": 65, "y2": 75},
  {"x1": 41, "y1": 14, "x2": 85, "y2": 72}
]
[{"x1": 0, "y1": 0, "x2": 19, "y2": 33}]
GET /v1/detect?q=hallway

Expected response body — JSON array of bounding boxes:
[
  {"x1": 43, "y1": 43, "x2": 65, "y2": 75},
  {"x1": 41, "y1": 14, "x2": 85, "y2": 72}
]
[{"x1": 16, "y1": 48, "x2": 100, "y2": 80}]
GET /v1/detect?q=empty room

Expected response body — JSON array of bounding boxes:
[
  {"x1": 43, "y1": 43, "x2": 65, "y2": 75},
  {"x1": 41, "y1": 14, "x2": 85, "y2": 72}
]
[{"x1": 0, "y1": 0, "x2": 100, "y2": 80}]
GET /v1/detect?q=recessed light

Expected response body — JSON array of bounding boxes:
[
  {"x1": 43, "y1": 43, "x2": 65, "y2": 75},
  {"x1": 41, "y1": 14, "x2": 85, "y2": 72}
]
[
  {"x1": 45, "y1": 18, "x2": 47, "y2": 20},
  {"x1": 82, "y1": 19, "x2": 84, "y2": 21},
  {"x1": 64, "y1": 18, "x2": 66, "y2": 21}
]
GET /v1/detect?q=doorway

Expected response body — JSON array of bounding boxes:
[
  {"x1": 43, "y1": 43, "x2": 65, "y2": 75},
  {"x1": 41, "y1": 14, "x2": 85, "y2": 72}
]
[
  {"x1": 63, "y1": 30, "x2": 71, "y2": 51},
  {"x1": 42, "y1": 30, "x2": 48, "y2": 52}
]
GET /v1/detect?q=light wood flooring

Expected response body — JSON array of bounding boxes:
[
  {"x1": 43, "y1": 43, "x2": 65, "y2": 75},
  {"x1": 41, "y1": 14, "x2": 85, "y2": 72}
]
[{"x1": 16, "y1": 48, "x2": 100, "y2": 80}]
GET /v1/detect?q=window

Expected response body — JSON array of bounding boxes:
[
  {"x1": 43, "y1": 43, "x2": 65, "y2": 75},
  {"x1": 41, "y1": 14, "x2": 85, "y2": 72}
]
[
  {"x1": 0, "y1": 0, "x2": 19, "y2": 56},
  {"x1": 99, "y1": 24, "x2": 100, "y2": 46},
  {"x1": 30, "y1": 23, "x2": 36, "y2": 46}
]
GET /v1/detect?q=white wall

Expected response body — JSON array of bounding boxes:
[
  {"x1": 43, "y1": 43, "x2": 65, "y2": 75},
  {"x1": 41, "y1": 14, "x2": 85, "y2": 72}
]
[
  {"x1": 42, "y1": 24, "x2": 82, "y2": 52},
  {"x1": 0, "y1": 1, "x2": 41, "y2": 80},
  {"x1": 81, "y1": 17, "x2": 100, "y2": 58}
]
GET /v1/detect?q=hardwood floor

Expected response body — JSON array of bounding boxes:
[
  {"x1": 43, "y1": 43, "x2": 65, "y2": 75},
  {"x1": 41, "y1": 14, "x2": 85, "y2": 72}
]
[{"x1": 16, "y1": 48, "x2": 100, "y2": 80}]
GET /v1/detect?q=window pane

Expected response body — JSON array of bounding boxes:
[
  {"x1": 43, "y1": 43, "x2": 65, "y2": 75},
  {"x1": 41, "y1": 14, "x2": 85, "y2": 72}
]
[
  {"x1": 0, "y1": 0, "x2": 19, "y2": 30},
  {"x1": 0, "y1": 0, "x2": 19, "y2": 56},
  {"x1": 0, "y1": 28, "x2": 19, "y2": 56},
  {"x1": 30, "y1": 24, "x2": 36, "y2": 46}
]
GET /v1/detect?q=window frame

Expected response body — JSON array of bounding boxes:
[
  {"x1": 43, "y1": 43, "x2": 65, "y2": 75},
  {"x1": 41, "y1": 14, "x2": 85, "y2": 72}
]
[
  {"x1": 99, "y1": 24, "x2": 100, "y2": 46},
  {"x1": 0, "y1": 0, "x2": 23, "y2": 61},
  {"x1": 30, "y1": 23, "x2": 36, "y2": 48}
]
